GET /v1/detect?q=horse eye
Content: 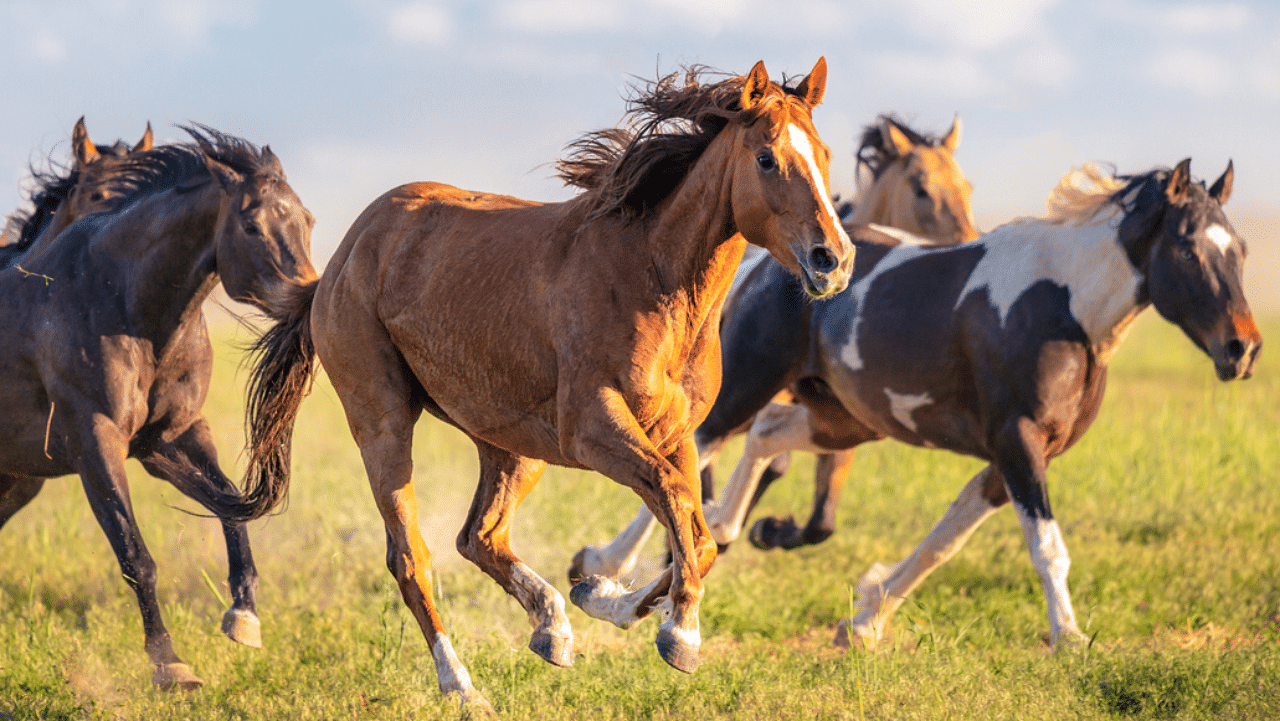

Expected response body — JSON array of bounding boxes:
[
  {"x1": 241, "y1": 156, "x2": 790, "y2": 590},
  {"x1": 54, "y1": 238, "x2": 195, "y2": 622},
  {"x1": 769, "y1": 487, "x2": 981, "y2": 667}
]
[
  {"x1": 89, "y1": 192, "x2": 104, "y2": 202},
  {"x1": 243, "y1": 221, "x2": 261, "y2": 236},
  {"x1": 756, "y1": 152, "x2": 776, "y2": 171},
  {"x1": 1178, "y1": 247, "x2": 1195, "y2": 262}
]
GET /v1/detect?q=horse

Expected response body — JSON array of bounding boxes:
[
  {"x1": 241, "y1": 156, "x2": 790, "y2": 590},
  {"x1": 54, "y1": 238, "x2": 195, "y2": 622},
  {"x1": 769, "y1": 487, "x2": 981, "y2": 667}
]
[
  {"x1": 213, "y1": 58, "x2": 853, "y2": 711},
  {"x1": 1, "y1": 117, "x2": 153, "y2": 262},
  {"x1": 613, "y1": 159, "x2": 1259, "y2": 650},
  {"x1": 0, "y1": 126, "x2": 315, "y2": 689},
  {"x1": 571, "y1": 114, "x2": 980, "y2": 580}
]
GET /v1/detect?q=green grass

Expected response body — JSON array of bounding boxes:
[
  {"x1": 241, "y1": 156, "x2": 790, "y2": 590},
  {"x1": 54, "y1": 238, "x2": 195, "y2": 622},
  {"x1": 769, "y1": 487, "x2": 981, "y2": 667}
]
[{"x1": 1, "y1": 313, "x2": 1277, "y2": 719}]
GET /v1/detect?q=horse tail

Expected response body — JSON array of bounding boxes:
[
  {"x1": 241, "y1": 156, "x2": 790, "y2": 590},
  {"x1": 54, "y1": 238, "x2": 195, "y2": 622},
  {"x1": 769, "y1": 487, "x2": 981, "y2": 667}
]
[{"x1": 218, "y1": 279, "x2": 318, "y2": 522}]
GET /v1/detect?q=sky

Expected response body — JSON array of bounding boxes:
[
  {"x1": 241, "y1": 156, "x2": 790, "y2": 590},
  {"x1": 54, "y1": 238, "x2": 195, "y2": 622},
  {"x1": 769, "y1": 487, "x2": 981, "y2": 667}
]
[{"x1": 3, "y1": 0, "x2": 1278, "y2": 272}]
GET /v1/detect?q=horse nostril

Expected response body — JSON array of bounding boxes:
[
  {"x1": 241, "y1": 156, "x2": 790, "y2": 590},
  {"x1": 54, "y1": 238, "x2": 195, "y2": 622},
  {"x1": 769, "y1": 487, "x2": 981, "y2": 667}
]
[
  {"x1": 1225, "y1": 339, "x2": 1245, "y2": 363},
  {"x1": 810, "y1": 246, "x2": 837, "y2": 273}
]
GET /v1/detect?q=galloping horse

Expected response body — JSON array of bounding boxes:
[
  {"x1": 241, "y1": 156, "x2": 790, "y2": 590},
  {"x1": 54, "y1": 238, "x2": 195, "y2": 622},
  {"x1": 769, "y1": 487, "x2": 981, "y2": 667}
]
[
  {"x1": 218, "y1": 59, "x2": 852, "y2": 710},
  {"x1": 572, "y1": 114, "x2": 980, "y2": 580},
  {"x1": 0, "y1": 126, "x2": 315, "y2": 688},
  {"x1": 624, "y1": 159, "x2": 1259, "y2": 649},
  {"x1": 2, "y1": 117, "x2": 153, "y2": 262}
]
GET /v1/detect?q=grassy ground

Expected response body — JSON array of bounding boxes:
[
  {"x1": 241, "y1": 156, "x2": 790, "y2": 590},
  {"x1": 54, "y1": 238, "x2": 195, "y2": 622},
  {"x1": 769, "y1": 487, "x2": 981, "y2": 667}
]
[{"x1": 1, "y1": 312, "x2": 1277, "y2": 719}]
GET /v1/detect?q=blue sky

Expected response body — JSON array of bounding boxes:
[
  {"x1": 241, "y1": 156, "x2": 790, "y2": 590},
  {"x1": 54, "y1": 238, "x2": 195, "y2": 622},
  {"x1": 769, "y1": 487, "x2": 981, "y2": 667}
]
[{"x1": 3, "y1": 0, "x2": 1277, "y2": 264}]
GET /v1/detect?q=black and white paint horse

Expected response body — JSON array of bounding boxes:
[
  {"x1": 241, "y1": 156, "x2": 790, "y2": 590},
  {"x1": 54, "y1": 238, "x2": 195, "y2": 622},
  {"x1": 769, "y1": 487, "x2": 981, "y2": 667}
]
[{"x1": 577, "y1": 159, "x2": 1260, "y2": 648}]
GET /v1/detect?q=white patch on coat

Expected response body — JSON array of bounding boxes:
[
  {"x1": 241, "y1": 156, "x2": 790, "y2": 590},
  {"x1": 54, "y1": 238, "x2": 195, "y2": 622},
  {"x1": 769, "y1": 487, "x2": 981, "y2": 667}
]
[
  {"x1": 1205, "y1": 224, "x2": 1234, "y2": 253},
  {"x1": 837, "y1": 242, "x2": 937, "y2": 372},
  {"x1": 866, "y1": 223, "x2": 933, "y2": 247},
  {"x1": 955, "y1": 209, "x2": 1142, "y2": 351},
  {"x1": 787, "y1": 123, "x2": 849, "y2": 241},
  {"x1": 885, "y1": 389, "x2": 932, "y2": 432}
]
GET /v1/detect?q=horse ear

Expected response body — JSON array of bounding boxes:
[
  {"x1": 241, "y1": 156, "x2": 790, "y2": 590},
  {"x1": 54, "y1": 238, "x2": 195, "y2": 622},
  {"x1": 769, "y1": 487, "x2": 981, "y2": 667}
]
[
  {"x1": 741, "y1": 60, "x2": 770, "y2": 110},
  {"x1": 205, "y1": 155, "x2": 243, "y2": 189},
  {"x1": 881, "y1": 118, "x2": 914, "y2": 158},
  {"x1": 794, "y1": 57, "x2": 827, "y2": 108},
  {"x1": 941, "y1": 115, "x2": 962, "y2": 153},
  {"x1": 1165, "y1": 158, "x2": 1192, "y2": 204},
  {"x1": 1209, "y1": 159, "x2": 1233, "y2": 205},
  {"x1": 72, "y1": 116, "x2": 100, "y2": 168},
  {"x1": 262, "y1": 145, "x2": 286, "y2": 175},
  {"x1": 134, "y1": 122, "x2": 154, "y2": 153}
]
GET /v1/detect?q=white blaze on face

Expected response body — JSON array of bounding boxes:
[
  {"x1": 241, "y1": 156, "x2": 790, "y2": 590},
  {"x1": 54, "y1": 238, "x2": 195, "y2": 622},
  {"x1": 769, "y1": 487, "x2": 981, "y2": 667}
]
[
  {"x1": 787, "y1": 123, "x2": 848, "y2": 239},
  {"x1": 1206, "y1": 224, "x2": 1234, "y2": 253}
]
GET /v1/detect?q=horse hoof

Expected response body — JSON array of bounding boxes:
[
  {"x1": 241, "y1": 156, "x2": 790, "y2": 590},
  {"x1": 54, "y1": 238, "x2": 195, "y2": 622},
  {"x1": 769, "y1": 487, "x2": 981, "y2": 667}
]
[
  {"x1": 529, "y1": 630, "x2": 574, "y2": 668},
  {"x1": 569, "y1": 574, "x2": 611, "y2": 609},
  {"x1": 568, "y1": 547, "x2": 591, "y2": 584},
  {"x1": 833, "y1": 619, "x2": 876, "y2": 650},
  {"x1": 152, "y1": 662, "x2": 204, "y2": 691},
  {"x1": 655, "y1": 627, "x2": 699, "y2": 673},
  {"x1": 222, "y1": 608, "x2": 263, "y2": 648}
]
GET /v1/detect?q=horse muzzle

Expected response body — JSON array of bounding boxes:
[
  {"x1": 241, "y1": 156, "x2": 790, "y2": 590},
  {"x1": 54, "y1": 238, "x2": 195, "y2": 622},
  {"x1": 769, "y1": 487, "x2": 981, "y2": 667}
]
[
  {"x1": 1210, "y1": 317, "x2": 1263, "y2": 381},
  {"x1": 795, "y1": 241, "x2": 853, "y2": 299}
]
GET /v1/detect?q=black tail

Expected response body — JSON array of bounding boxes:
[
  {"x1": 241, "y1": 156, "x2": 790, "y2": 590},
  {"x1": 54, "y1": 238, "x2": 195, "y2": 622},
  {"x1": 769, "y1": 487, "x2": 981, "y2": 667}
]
[{"x1": 211, "y1": 279, "x2": 318, "y2": 521}]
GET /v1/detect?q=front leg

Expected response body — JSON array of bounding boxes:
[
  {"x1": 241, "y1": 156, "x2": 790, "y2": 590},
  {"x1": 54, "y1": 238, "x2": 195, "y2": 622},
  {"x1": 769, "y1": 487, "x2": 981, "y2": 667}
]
[
  {"x1": 565, "y1": 390, "x2": 715, "y2": 673},
  {"x1": 139, "y1": 418, "x2": 261, "y2": 648}
]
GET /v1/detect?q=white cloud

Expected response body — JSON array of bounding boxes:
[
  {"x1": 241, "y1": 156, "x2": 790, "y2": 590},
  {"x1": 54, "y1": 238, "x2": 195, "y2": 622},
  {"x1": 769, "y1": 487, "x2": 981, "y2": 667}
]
[
  {"x1": 31, "y1": 30, "x2": 68, "y2": 63},
  {"x1": 897, "y1": 0, "x2": 1063, "y2": 50},
  {"x1": 388, "y1": 2, "x2": 455, "y2": 44},
  {"x1": 1141, "y1": 47, "x2": 1233, "y2": 97},
  {"x1": 494, "y1": 0, "x2": 626, "y2": 33}
]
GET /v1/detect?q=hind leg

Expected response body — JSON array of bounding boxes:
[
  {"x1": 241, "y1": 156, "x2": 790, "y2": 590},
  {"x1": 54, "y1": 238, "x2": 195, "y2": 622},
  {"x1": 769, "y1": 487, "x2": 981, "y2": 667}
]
[
  {"x1": 750, "y1": 448, "x2": 854, "y2": 550},
  {"x1": 140, "y1": 419, "x2": 261, "y2": 648},
  {"x1": 457, "y1": 441, "x2": 573, "y2": 667},
  {"x1": 0, "y1": 474, "x2": 46, "y2": 530}
]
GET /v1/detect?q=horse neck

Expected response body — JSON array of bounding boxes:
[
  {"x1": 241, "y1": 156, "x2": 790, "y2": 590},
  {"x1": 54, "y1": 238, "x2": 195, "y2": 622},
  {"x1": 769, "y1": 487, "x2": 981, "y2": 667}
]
[
  {"x1": 985, "y1": 211, "x2": 1148, "y2": 364},
  {"x1": 95, "y1": 182, "x2": 224, "y2": 331},
  {"x1": 639, "y1": 128, "x2": 749, "y2": 319}
]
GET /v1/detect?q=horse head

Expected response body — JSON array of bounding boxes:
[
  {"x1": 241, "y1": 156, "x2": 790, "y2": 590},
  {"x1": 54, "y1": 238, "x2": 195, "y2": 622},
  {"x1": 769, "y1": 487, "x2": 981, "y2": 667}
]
[
  {"x1": 851, "y1": 115, "x2": 978, "y2": 243},
  {"x1": 729, "y1": 58, "x2": 854, "y2": 298},
  {"x1": 1136, "y1": 159, "x2": 1261, "y2": 380},
  {"x1": 60, "y1": 117, "x2": 154, "y2": 227},
  {"x1": 203, "y1": 139, "x2": 316, "y2": 312}
]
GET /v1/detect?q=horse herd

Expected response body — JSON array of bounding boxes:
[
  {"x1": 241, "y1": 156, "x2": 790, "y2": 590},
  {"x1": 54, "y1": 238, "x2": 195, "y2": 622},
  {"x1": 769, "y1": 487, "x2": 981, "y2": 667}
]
[{"x1": 0, "y1": 59, "x2": 1261, "y2": 711}]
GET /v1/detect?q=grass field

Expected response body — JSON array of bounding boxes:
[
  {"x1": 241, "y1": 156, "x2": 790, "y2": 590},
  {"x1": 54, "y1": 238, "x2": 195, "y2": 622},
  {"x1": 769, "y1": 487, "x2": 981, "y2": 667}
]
[{"x1": 1, "y1": 312, "x2": 1277, "y2": 720}]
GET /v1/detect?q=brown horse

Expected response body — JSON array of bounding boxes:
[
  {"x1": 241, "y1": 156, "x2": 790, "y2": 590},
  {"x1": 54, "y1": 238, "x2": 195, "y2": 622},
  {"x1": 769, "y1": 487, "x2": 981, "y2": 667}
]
[
  {"x1": 221, "y1": 59, "x2": 852, "y2": 710},
  {"x1": 0, "y1": 126, "x2": 315, "y2": 689},
  {"x1": 2, "y1": 117, "x2": 153, "y2": 261},
  {"x1": 572, "y1": 114, "x2": 980, "y2": 579}
]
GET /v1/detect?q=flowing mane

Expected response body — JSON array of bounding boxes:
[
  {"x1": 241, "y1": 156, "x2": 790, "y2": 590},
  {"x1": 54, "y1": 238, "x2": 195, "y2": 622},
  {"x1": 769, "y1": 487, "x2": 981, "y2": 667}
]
[
  {"x1": 556, "y1": 65, "x2": 814, "y2": 220},
  {"x1": 5, "y1": 165, "x2": 81, "y2": 250},
  {"x1": 103, "y1": 125, "x2": 281, "y2": 211},
  {"x1": 1042, "y1": 162, "x2": 1130, "y2": 225}
]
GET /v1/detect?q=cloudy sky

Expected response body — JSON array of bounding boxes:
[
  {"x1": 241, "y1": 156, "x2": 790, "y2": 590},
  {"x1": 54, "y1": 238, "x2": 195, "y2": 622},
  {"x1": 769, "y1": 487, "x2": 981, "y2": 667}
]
[{"x1": 3, "y1": 0, "x2": 1277, "y2": 265}]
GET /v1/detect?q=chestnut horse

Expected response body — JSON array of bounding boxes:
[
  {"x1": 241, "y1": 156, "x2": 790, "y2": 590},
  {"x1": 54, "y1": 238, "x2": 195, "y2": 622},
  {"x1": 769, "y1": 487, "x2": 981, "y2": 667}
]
[
  {"x1": 2, "y1": 117, "x2": 153, "y2": 262},
  {"x1": 220, "y1": 59, "x2": 852, "y2": 710},
  {"x1": 631, "y1": 160, "x2": 1259, "y2": 649},
  {"x1": 572, "y1": 114, "x2": 980, "y2": 580},
  {"x1": 0, "y1": 126, "x2": 315, "y2": 689}
]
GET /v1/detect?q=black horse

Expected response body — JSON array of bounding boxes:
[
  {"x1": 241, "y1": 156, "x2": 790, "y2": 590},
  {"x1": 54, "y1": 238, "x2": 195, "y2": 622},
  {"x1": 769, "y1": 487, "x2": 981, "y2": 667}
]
[{"x1": 0, "y1": 126, "x2": 315, "y2": 688}]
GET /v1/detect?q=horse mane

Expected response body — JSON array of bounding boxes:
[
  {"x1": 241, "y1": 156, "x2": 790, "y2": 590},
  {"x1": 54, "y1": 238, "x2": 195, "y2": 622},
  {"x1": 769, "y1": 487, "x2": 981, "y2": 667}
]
[
  {"x1": 6, "y1": 165, "x2": 81, "y2": 251},
  {"x1": 556, "y1": 65, "x2": 808, "y2": 220},
  {"x1": 1042, "y1": 162, "x2": 1130, "y2": 225},
  {"x1": 856, "y1": 115, "x2": 941, "y2": 182},
  {"x1": 105, "y1": 125, "x2": 279, "y2": 211}
]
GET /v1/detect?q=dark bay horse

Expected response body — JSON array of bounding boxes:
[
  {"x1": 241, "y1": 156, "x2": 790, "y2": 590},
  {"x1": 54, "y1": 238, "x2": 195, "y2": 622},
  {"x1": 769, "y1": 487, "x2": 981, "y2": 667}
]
[
  {"x1": 218, "y1": 59, "x2": 852, "y2": 710},
  {"x1": 629, "y1": 159, "x2": 1259, "y2": 649},
  {"x1": 2, "y1": 117, "x2": 153, "y2": 263},
  {"x1": 572, "y1": 114, "x2": 981, "y2": 580},
  {"x1": 0, "y1": 126, "x2": 315, "y2": 688}
]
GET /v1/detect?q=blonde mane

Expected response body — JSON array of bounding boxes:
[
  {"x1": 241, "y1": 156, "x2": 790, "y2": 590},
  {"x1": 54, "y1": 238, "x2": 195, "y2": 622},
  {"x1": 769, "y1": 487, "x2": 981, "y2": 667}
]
[{"x1": 1043, "y1": 162, "x2": 1127, "y2": 225}]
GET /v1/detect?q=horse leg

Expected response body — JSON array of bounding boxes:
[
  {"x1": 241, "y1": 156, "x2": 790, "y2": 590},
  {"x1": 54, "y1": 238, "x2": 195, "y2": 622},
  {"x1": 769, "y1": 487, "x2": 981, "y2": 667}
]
[
  {"x1": 705, "y1": 401, "x2": 829, "y2": 546},
  {"x1": 74, "y1": 422, "x2": 202, "y2": 690},
  {"x1": 568, "y1": 505, "x2": 658, "y2": 582},
  {"x1": 456, "y1": 440, "x2": 573, "y2": 667},
  {"x1": 0, "y1": 474, "x2": 46, "y2": 530},
  {"x1": 139, "y1": 419, "x2": 261, "y2": 648},
  {"x1": 751, "y1": 448, "x2": 854, "y2": 550},
  {"x1": 569, "y1": 422, "x2": 714, "y2": 673},
  {"x1": 997, "y1": 417, "x2": 1086, "y2": 646},
  {"x1": 839, "y1": 465, "x2": 1006, "y2": 649}
]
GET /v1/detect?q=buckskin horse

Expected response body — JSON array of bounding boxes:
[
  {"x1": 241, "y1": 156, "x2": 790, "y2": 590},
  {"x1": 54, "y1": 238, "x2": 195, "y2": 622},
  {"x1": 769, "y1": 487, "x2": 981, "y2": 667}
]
[
  {"x1": 0, "y1": 126, "x2": 315, "y2": 689},
  {"x1": 572, "y1": 114, "x2": 981, "y2": 580},
  {"x1": 217, "y1": 58, "x2": 852, "y2": 710},
  {"x1": 607, "y1": 159, "x2": 1260, "y2": 650}
]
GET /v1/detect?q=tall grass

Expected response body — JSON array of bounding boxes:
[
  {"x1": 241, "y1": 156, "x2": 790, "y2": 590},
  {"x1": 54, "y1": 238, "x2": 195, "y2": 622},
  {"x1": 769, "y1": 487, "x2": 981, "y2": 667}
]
[{"x1": 1, "y1": 313, "x2": 1277, "y2": 719}]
